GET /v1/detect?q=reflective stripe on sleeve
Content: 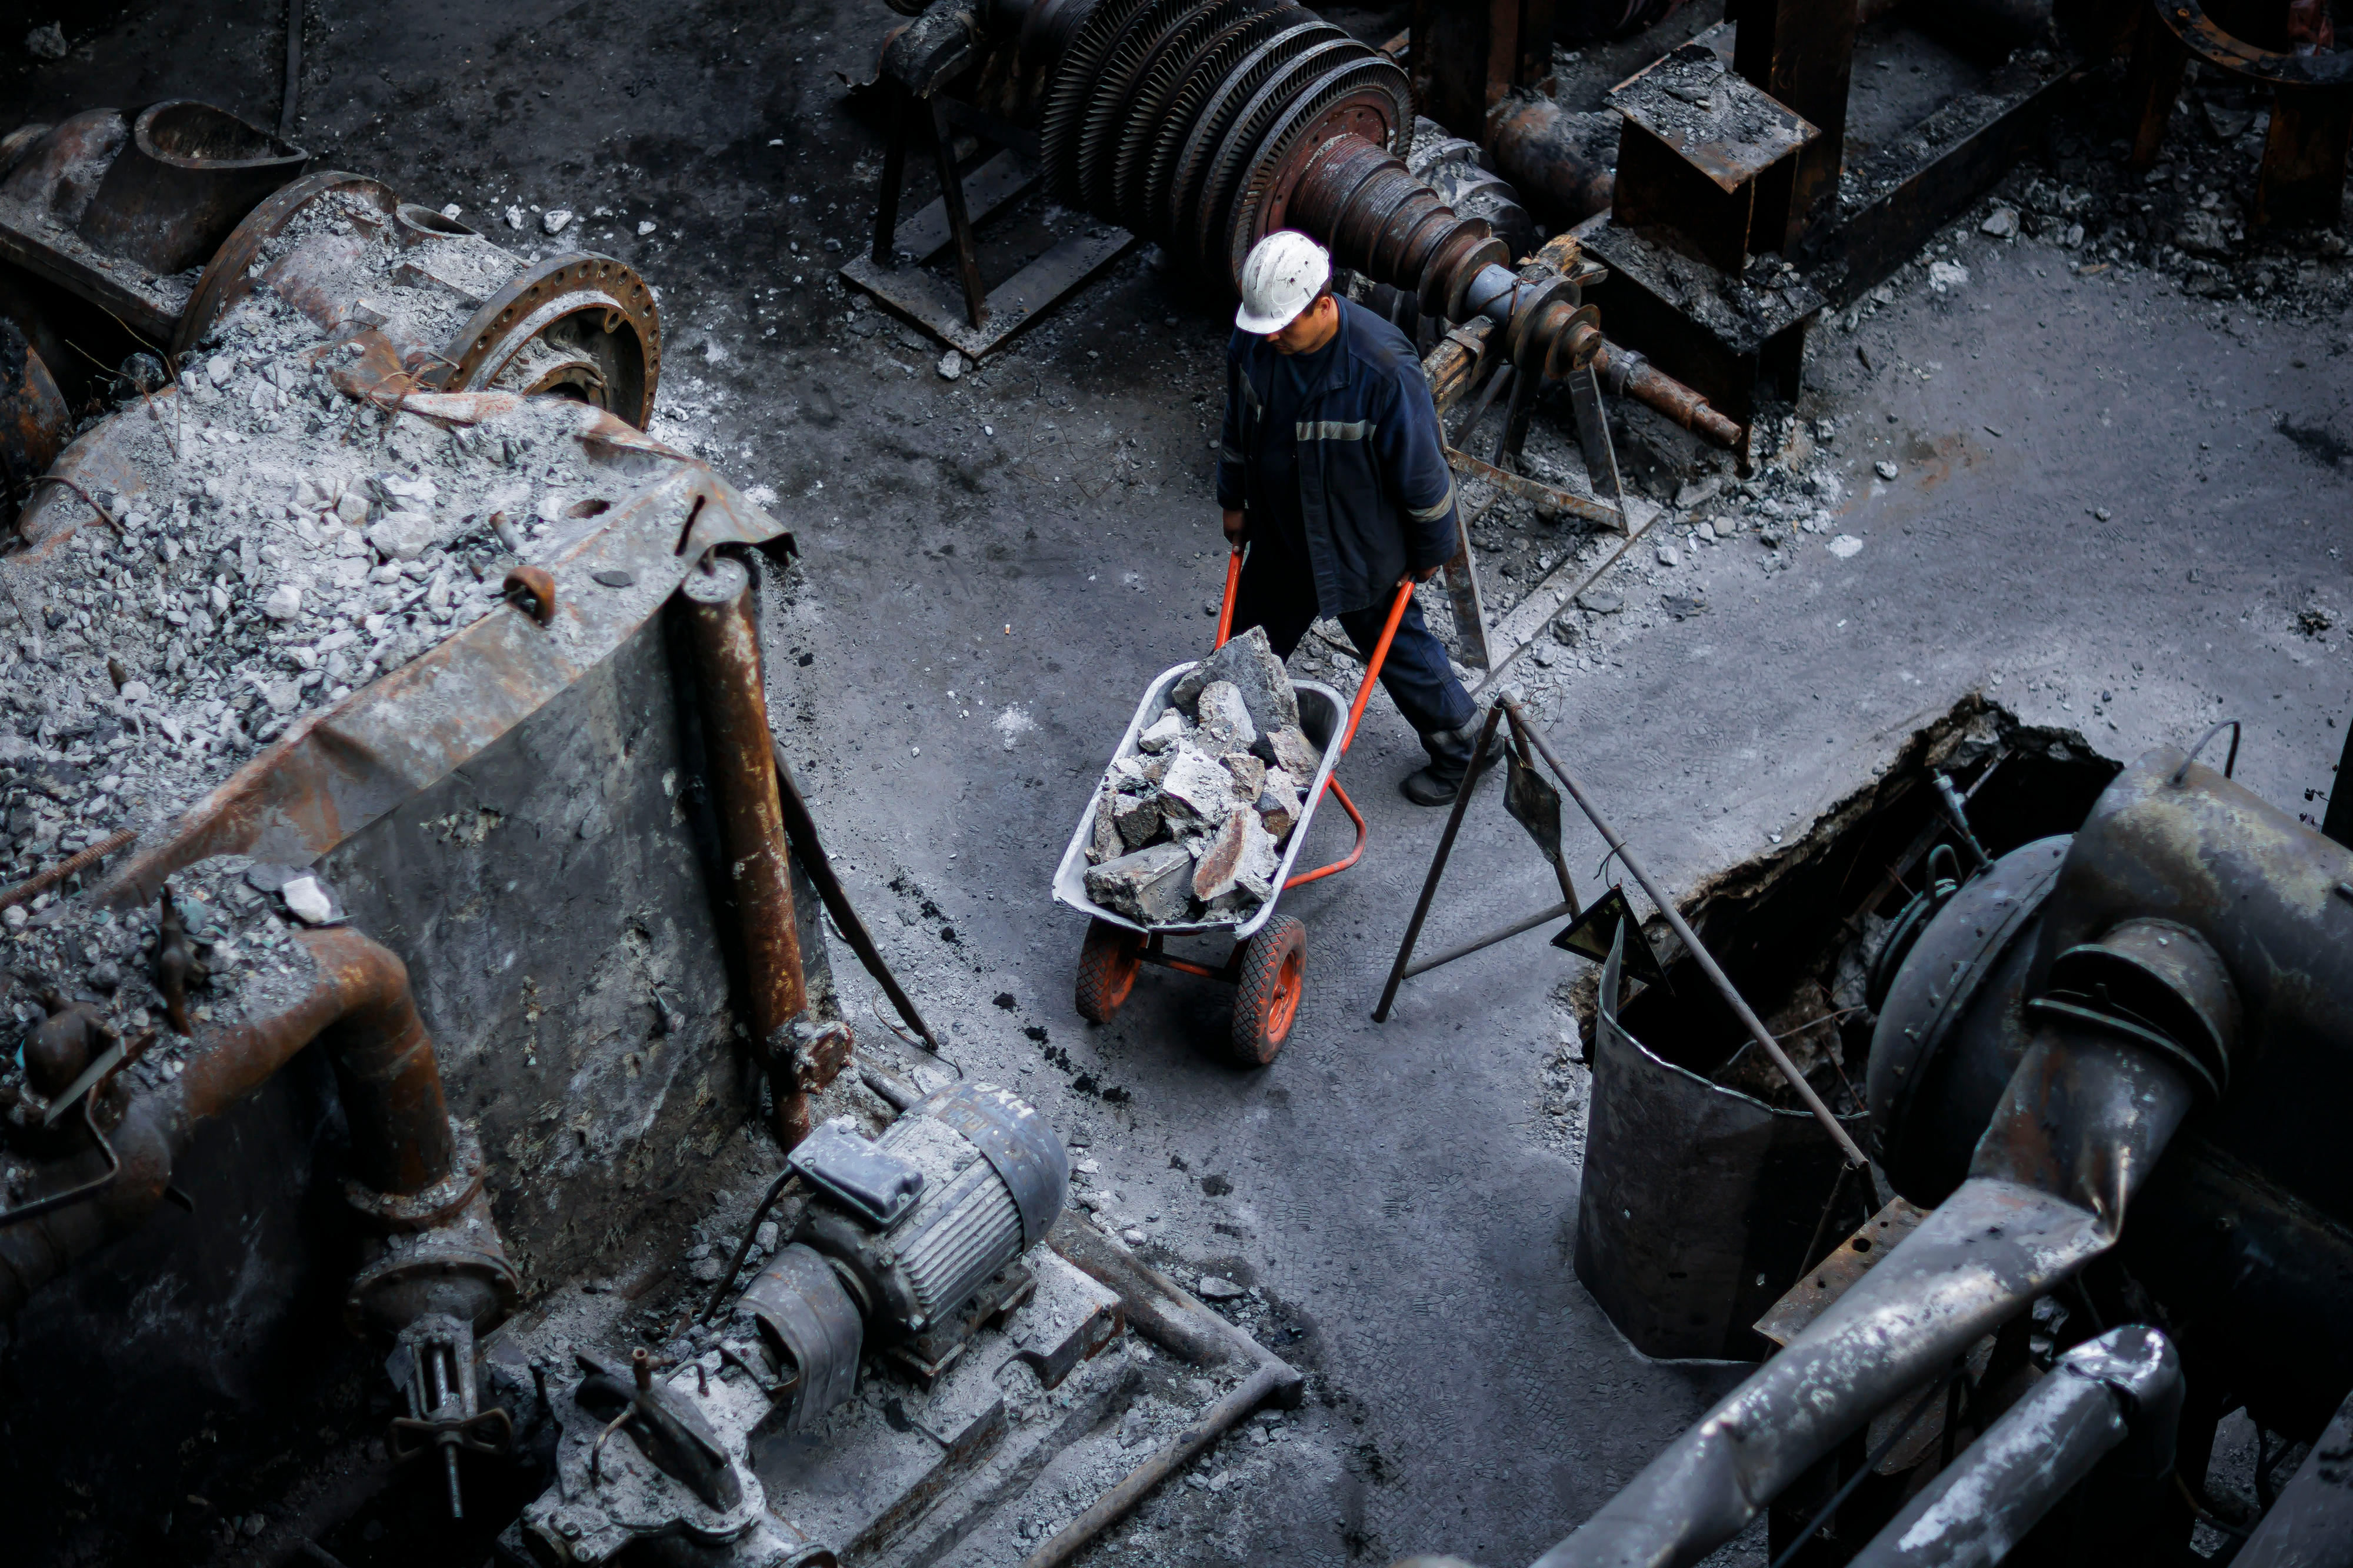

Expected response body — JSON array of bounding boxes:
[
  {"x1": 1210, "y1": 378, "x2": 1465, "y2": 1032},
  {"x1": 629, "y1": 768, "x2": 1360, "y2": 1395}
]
[{"x1": 1407, "y1": 482, "x2": 1456, "y2": 524}]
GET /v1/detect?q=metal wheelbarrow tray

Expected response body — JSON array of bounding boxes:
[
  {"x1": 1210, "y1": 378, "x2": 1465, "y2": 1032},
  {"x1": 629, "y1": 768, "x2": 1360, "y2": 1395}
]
[{"x1": 1051, "y1": 552, "x2": 1412, "y2": 1065}]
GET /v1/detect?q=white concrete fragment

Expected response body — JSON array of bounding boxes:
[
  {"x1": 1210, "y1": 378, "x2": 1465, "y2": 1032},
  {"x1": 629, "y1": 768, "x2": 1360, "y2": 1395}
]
[
  {"x1": 1137, "y1": 711, "x2": 1185, "y2": 753},
  {"x1": 281, "y1": 876, "x2": 334, "y2": 925},
  {"x1": 1828, "y1": 534, "x2": 1864, "y2": 559},
  {"x1": 262, "y1": 583, "x2": 302, "y2": 622},
  {"x1": 1157, "y1": 745, "x2": 1240, "y2": 829},
  {"x1": 367, "y1": 511, "x2": 438, "y2": 561},
  {"x1": 542, "y1": 208, "x2": 575, "y2": 235},
  {"x1": 1195, "y1": 680, "x2": 1257, "y2": 750}
]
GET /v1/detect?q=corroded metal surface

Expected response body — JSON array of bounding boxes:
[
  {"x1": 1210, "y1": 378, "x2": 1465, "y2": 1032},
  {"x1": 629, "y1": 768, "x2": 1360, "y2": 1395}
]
[
  {"x1": 682, "y1": 552, "x2": 809, "y2": 1142},
  {"x1": 86, "y1": 419, "x2": 789, "y2": 911},
  {"x1": 0, "y1": 923, "x2": 473, "y2": 1322},
  {"x1": 1847, "y1": 1325, "x2": 2183, "y2": 1568}
]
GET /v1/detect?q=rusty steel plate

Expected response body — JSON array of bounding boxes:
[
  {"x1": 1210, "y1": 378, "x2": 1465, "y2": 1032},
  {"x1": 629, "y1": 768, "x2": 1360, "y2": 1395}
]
[
  {"x1": 1608, "y1": 44, "x2": 1818, "y2": 194},
  {"x1": 1752, "y1": 1196, "x2": 1931, "y2": 1349}
]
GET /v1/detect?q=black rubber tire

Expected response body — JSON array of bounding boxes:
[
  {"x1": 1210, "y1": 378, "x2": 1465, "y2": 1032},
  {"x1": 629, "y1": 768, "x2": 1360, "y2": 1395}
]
[
  {"x1": 1076, "y1": 918, "x2": 1145, "y2": 1023},
  {"x1": 1231, "y1": 915, "x2": 1307, "y2": 1065}
]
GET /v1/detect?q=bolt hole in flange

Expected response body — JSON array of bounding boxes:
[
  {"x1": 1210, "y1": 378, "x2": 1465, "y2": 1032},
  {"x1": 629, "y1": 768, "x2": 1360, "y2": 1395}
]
[{"x1": 1568, "y1": 695, "x2": 2119, "y2": 1364}]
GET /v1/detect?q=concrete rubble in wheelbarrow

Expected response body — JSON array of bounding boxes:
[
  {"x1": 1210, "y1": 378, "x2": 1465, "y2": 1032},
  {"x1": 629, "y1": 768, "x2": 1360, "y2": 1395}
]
[{"x1": 0, "y1": 0, "x2": 2348, "y2": 1564}]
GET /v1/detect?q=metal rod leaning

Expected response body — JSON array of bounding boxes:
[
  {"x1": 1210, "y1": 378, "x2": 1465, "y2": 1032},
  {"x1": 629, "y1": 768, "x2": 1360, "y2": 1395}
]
[
  {"x1": 1372, "y1": 704, "x2": 1507, "y2": 1021},
  {"x1": 770, "y1": 738, "x2": 936, "y2": 1049},
  {"x1": 1403, "y1": 897, "x2": 1575, "y2": 981},
  {"x1": 1501, "y1": 700, "x2": 1871, "y2": 1168}
]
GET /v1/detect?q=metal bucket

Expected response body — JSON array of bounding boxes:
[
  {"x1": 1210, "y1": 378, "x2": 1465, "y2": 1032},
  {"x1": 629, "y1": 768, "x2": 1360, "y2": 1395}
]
[{"x1": 1572, "y1": 929, "x2": 1868, "y2": 1361}]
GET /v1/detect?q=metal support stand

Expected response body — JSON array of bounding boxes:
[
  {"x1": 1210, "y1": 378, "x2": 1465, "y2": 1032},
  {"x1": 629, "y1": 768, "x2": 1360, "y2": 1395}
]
[
  {"x1": 841, "y1": 88, "x2": 1136, "y2": 361},
  {"x1": 1374, "y1": 703, "x2": 1583, "y2": 1019},
  {"x1": 928, "y1": 94, "x2": 987, "y2": 329},
  {"x1": 1565, "y1": 363, "x2": 1625, "y2": 519},
  {"x1": 1375, "y1": 701, "x2": 1871, "y2": 1170}
]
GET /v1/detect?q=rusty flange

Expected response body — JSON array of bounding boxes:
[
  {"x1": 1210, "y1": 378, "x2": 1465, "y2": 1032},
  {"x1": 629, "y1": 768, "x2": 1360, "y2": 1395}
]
[
  {"x1": 344, "y1": 1117, "x2": 486, "y2": 1232},
  {"x1": 435, "y1": 253, "x2": 661, "y2": 428},
  {"x1": 1224, "y1": 64, "x2": 1411, "y2": 286}
]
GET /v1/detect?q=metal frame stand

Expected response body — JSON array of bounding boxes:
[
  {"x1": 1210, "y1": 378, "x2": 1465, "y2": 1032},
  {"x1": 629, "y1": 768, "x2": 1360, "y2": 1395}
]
[
  {"x1": 1374, "y1": 699, "x2": 1871, "y2": 1169},
  {"x1": 839, "y1": 85, "x2": 1137, "y2": 361},
  {"x1": 1374, "y1": 703, "x2": 1579, "y2": 1022}
]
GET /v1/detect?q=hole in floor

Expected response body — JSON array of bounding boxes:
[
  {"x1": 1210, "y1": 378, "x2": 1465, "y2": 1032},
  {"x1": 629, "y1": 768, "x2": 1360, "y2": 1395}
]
[{"x1": 1598, "y1": 695, "x2": 2119, "y2": 1111}]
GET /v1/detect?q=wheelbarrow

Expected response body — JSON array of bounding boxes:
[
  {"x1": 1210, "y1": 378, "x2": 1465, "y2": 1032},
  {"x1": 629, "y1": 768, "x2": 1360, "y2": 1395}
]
[{"x1": 1051, "y1": 548, "x2": 1415, "y2": 1064}]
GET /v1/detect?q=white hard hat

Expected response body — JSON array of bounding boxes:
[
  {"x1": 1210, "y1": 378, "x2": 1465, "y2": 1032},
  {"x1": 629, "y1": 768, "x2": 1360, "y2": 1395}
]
[{"x1": 1235, "y1": 231, "x2": 1331, "y2": 335}]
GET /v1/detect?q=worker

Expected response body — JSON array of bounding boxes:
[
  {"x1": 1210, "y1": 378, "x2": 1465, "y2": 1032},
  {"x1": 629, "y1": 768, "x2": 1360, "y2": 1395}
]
[{"x1": 1215, "y1": 230, "x2": 1488, "y2": 806}]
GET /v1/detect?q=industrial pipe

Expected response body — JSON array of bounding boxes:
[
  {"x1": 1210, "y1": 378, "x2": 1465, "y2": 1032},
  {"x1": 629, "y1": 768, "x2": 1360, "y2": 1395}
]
[
  {"x1": 0, "y1": 923, "x2": 464, "y2": 1323},
  {"x1": 1527, "y1": 1015, "x2": 2205, "y2": 1568},
  {"x1": 2234, "y1": 1383, "x2": 2353, "y2": 1568},
  {"x1": 1847, "y1": 1325, "x2": 2184, "y2": 1568},
  {"x1": 680, "y1": 551, "x2": 811, "y2": 1146}
]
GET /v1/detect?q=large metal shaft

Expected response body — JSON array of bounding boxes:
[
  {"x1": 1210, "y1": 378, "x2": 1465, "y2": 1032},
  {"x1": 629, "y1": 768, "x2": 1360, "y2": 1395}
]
[{"x1": 1007, "y1": 0, "x2": 1742, "y2": 444}]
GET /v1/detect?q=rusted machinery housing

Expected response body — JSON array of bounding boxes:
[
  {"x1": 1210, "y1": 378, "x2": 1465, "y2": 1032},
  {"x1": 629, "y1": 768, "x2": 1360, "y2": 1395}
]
[
  {"x1": 0, "y1": 100, "x2": 661, "y2": 538},
  {"x1": 846, "y1": 0, "x2": 1745, "y2": 452},
  {"x1": 1405, "y1": 743, "x2": 2353, "y2": 1565},
  {"x1": 0, "y1": 97, "x2": 844, "y2": 1550}
]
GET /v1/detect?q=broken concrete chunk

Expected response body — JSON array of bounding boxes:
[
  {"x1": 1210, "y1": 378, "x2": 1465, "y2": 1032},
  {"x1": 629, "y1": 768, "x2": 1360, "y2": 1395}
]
[
  {"x1": 1255, "y1": 724, "x2": 1321, "y2": 779},
  {"x1": 368, "y1": 471, "x2": 437, "y2": 509},
  {"x1": 1086, "y1": 841, "x2": 1195, "y2": 925},
  {"x1": 1222, "y1": 752, "x2": 1266, "y2": 800},
  {"x1": 1191, "y1": 809, "x2": 1251, "y2": 902},
  {"x1": 1192, "y1": 808, "x2": 1278, "y2": 905},
  {"x1": 1255, "y1": 776, "x2": 1303, "y2": 843},
  {"x1": 1195, "y1": 680, "x2": 1257, "y2": 752},
  {"x1": 1170, "y1": 663, "x2": 1212, "y2": 713},
  {"x1": 261, "y1": 583, "x2": 303, "y2": 622},
  {"x1": 280, "y1": 875, "x2": 335, "y2": 926},
  {"x1": 367, "y1": 511, "x2": 439, "y2": 561},
  {"x1": 1086, "y1": 788, "x2": 1124, "y2": 865},
  {"x1": 1182, "y1": 625, "x2": 1298, "y2": 735},
  {"x1": 1137, "y1": 710, "x2": 1185, "y2": 753},
  {"x1": 1112, "y1": 789, "x2": 1163, "y2": 850},
  {"x1": 1158, "y1": 745, "x2": 1241, "y2": 830}
]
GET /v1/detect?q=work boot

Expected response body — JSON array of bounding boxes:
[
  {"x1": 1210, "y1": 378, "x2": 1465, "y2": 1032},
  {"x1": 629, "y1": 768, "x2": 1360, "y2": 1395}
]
[{"x1": 1399, "y1": 720, "x2": 1498, "y2": 807}]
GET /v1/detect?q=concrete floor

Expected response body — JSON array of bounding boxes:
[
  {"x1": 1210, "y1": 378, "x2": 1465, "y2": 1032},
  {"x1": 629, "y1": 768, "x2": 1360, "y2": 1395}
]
[{"x1": 9, "y1": 3, "x2": 2352, "y2": 1564}]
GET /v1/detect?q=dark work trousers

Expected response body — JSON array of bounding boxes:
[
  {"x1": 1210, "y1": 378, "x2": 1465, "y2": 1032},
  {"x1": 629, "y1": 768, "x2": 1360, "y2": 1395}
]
[{"x1": 1229, "y1": 530, "x2": 1477, "y2": 755}]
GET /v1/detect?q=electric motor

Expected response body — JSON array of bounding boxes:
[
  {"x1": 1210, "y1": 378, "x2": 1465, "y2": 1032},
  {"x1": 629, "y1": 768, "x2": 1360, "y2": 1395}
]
[{"x1": 738, "y1": 1082, "x2": 1067, "y2": 1429}]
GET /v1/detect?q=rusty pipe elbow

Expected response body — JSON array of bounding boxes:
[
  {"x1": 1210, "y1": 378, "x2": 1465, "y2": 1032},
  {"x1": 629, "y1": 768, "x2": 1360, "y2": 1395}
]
[
  {"x1": 175, "y1": 925, "x2": 457, "y2": 1195},
  {"x1": 1, "y1": 923, "x2": 462, "y2": 1327}
]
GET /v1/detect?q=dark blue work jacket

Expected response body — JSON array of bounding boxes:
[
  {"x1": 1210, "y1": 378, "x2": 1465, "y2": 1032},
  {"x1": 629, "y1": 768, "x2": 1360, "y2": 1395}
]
[{"x1": 1215, "y1": 298, "x2": 1460, "y2": 616}]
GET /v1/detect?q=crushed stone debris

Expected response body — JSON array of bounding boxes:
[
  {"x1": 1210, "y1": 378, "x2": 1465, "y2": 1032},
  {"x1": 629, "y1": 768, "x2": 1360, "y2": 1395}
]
[{"x1": 1081, "y1": 628, "x2": 1312, "y2": 928}]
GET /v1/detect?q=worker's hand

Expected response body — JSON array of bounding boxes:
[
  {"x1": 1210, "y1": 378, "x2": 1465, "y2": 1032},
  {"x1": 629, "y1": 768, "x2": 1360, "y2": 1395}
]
[{"x1": 1221, "y1": 508, "x2": 1245, "y2": 546}]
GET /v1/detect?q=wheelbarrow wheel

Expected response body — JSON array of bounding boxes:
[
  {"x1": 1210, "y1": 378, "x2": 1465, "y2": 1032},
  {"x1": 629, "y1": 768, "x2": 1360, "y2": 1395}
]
[
  {"x1": 1076, "y1": 919, "x2": 1144, "y2": 1023},
  {"x1": 1231, "y1": 915, "x2": 1307, "y2": 1066}
]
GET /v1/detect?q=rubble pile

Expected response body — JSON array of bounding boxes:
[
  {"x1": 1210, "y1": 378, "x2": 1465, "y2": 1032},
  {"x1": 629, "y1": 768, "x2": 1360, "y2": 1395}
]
[
  {"x1": 1081, "y1": 628, "x2": 1318, "y2": 927},
  {"x1": 0, "y1": 281, "x2": 662, "y2": 889}
]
